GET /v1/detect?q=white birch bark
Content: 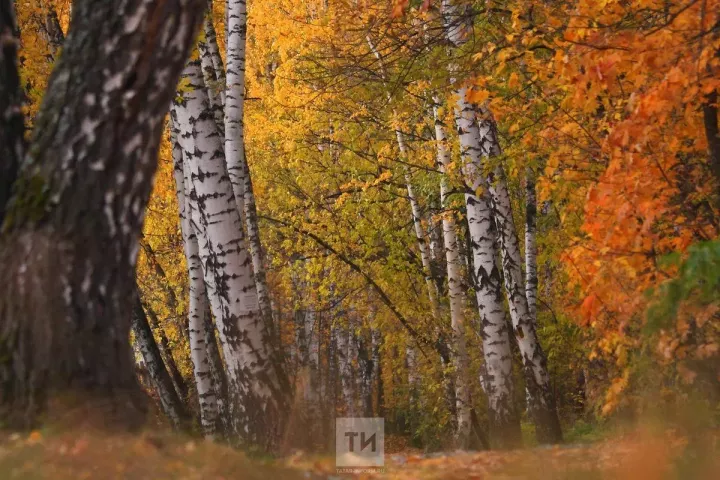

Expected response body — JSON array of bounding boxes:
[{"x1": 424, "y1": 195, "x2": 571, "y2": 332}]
[
  {"x1": 241, "y1": 160, "x2": 276, "y2": 334},
  {"x1": 225, "y1": 0, "x2": 275, "y2": 329},
  {"x1": 203, "y1": 4, "x2": 226, "y2": 107},
  {"x1": 198, "y1": 11, "x2": 225, "y2": 134},
  {"x1": 476, "y1": 109, "x2": 561, "y2": 442},
  {"x1": 224, "y1": 0, "x2": 248, "y2": 214},
  {"x1": 171, "y1": 58, "x2": 282, "y2": 444},
  {"x1": 525, "y1": 167, "x2": 538, "y2": 321},
  {"x1": 439, "y1": 0, "x2": 523, "y2": 447},
  {"x1": 171, "y1": 121, "x2": 219, "y2": 439},
  {"x1": 431, "y1": 98, "x2": 473, "y2": 448}
]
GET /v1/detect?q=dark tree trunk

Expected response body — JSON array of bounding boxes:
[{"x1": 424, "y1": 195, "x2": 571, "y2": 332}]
[
  {"x1": 0, "y1": 0, "x2": 205, "y2": 429},
  {"x1": 143, "y1": 300, "x2": 188, "y2": 400},
  {"x1": 703, "y1": 91, "x2": 720, "y2": 185},
  {"x1": 132, "y1": 294, "x2": 190, "y2": 430},
  {"x1": 0, "y1": 0, "x2": 24, "y2": 226},
  {"x1": 203, "y1": 303, "x2": 231, "y2": 438}
]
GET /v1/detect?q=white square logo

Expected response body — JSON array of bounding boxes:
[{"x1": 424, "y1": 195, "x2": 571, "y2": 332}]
[{"x1": 335, "y1": 417, "x2": 384, "y2": 469}]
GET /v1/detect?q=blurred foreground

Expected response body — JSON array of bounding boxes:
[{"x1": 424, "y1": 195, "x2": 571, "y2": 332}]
[{"x1": 1, "y1": 426, "x2": 717, "y2": 479}]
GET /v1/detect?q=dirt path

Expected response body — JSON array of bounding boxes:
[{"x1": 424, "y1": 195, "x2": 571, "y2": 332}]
[{"x1": 1, "y1": 429, "x2": 717, "y2": 479}]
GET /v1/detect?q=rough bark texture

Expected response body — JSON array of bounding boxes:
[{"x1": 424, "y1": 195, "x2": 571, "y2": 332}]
[
  {"x1": 198, "y1": 10, "x2": 225, "y2": 133},
  {"x1": 39, "y1": 4, "x2": 65, "y2": 60},
  {"x1": 203, "y1": 4, "x2": 226, "y2": 107},
  {"x1": 241, "y1": 157, "x2": 276, "y2": 342},
  {"x1": 439, "y1": 0, "x2": 523, "y2": 447},
  {"x1": 172, "y1": 57, "x2": 286, "y2": 447},
  {"x1": 171, "y1": 123, "x2": 220, "y2": 438},
  {"x1": 449, "y1": 105, "x2": 526, "y2": 446},
  {"x1": 430, "y1": 103, "x2": 471, "y2": 448},
  {"x1": 222, "y1": 0, "x2": 275, "y2": 339},
  {"x1": 224, "y1": 0, "x2": 248, "y2": 213},
  {"x1": 476, "y1": 108, "x2": 562, "y2": 444},
  {"x1": 525, "y1": 167, "x2": 538, "y2": 322},
  {"x1": 0, "y1": 0, "x2": 24, "y2": 226},
  {"x1": 0, "y1": 0, "x2": 204, "y2": 428},
  {"x1": 132, "y1": 293, "x2": 190, "y2": 431}
]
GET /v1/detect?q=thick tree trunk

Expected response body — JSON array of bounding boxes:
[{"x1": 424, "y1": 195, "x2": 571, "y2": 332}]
[
  {"x1": 172, "y1": 57, "x2": 285, "y2": 447},
  {"x1": 171, "y1": 123, "x2": 220, "y2": 439},
  {"x1": 440, "y1": 0, "x2": 538, "y2": 447},
  {"x1": 0, "y1": 0, "x2": 24, "y2": 226},
  {"x1": 476, "y1": 108, "x2": 562, "y2": 444},
  {"x1": 132, "y1": 293, "x2": 190, "y2": 431},
  {"x1": 0, "y1": 0, "x2": 203, "y2": 428}
]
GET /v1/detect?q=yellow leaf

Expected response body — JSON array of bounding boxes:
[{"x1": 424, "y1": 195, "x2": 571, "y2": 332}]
[
  {"x1": 508, "y1": 72, "x2": 520, "y2": 90},
  {"x1": 467, "y1": 89, "x2": 490, "y2": 104}
]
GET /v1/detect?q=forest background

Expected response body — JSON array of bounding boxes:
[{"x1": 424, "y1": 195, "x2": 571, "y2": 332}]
[{"x1": 1, "y1": 0, "x2": 719, "y2": 470}]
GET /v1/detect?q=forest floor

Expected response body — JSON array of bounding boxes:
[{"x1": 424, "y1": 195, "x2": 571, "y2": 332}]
[{"x1": 1, "y1": 427, "x2": 718, "y2": 479}]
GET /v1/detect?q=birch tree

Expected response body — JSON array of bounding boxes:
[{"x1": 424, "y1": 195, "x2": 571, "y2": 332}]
[
  {"x1": 171, "y1": 56, "x2": 286, "y2": 446},
  {"x1": 439, "y1": 0, "x2": 523, "y2": 447},
  {"x1": 431, "y1": 98, "x2": 473, "y2": 447},
  {"x1": 525, "y1": 167, "x2": 538, "y2": 322},
  {"x1": 224, "y1": 0, "x2": 275, "y2": 331},
  {"x1": 171, "y1": 121, "x2": 221, "y2": 439},
  {"x1": 476, "y1": 108, "x2": 562, "y2": 443},
  {"x1": 131, "y1": 292, "x2": 190, "y2": 431},
  {"x1": 0, "y1": 0, "x2": 204, "y2": 428}
]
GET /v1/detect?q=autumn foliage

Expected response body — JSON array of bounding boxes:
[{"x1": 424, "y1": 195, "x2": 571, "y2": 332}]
[{"x1": 9, "y1": 0, "x2": 718, "y2": 453}]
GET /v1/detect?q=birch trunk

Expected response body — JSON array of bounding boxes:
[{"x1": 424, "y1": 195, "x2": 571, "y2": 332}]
[
  {"x1": 525, "y1": 167, "x2": 538, "y2": 321},
  {"x1": 145, "y1": 303, "x2": 188, "y2": 399},
  {"x1": 241, "y1": 159, "x2": 276, "y2": 336},
  {"x1": 132, "y1": 293, "x2": 190, "y2": 431},
  {"x1": 476, "y1": 109, "x2": 562, "y2": 443},
  {"x1": 203, "y1": 4, "x2": 226, "y2": 107},
  {"x1": 171, "y1": 122, "x2": 219, "y2": 439},
  {"x1": 172, "y1": 58, "x2": 284, "y2": 446},
  {"x1": 0, "y1": 0, "x2": 204, "y2": 428},
  {"x1": 199, "y1": 11, "x2": 225, "y2": 134},
  {"x1": 432, "y1": 99, "x2": 477, "y2": 448},
  {"x1": 224, "y1": 0, "x2": 248, "y2": 214},
  {"x1": 225, "y1": 0, "x2": 275, "y2": 331},
  {"x1": 439, "y1": 0, "x2": 523, "y2": 446}
]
